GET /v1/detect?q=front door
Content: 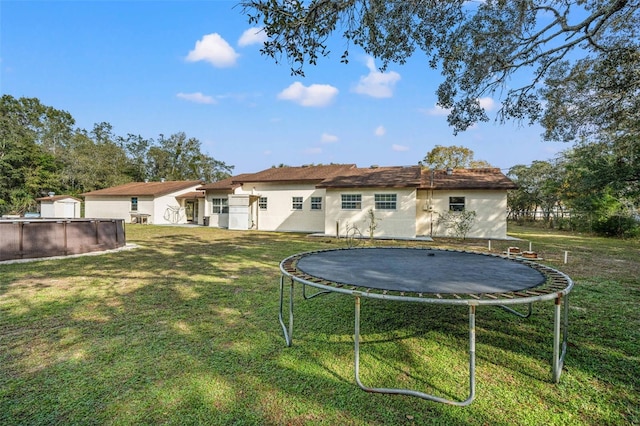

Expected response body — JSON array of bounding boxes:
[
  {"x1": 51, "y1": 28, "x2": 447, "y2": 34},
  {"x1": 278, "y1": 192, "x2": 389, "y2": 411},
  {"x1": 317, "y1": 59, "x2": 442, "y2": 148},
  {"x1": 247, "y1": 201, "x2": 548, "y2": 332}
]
[{"x1": 185, "y1": 200, "x2": 198, "y2": 223}]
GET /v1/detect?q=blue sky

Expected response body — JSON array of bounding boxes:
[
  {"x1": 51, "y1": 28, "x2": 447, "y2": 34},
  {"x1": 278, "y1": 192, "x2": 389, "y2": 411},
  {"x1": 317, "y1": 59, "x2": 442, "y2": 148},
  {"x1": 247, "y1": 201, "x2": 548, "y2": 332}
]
[{"x1": 1, "y1": 0, "x2": 568, "y2": 175}]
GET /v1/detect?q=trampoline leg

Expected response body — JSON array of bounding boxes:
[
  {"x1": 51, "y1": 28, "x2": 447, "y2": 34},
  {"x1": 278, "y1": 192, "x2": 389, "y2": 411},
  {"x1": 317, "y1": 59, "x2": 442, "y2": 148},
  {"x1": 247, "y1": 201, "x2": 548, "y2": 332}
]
[
  {"x1": 353, "y1": 295, "x2": 476, "y2": 406},
  {"x1": 552, "y1": 294, "x2": 569, "y2": 382},
  {"x1": 498, "y1": 302, "x2": 533, "y2": 318},
  {"x1": 278, "y1": 275, "x2": 294, "y2": 347}
]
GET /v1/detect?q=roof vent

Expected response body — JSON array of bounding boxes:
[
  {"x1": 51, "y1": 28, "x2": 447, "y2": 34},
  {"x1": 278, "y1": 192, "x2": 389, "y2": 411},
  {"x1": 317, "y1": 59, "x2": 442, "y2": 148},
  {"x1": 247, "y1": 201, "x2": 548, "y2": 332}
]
[
  {"x1": 48, "y1": 192, "x2": 55, "y2": 197},
  {"x1": 144, "y1": 179, "x2": 149, "y2": 183},
  {"x1": 446, "y1": 167, "x2": 453, "y2": 175},
  {"x1": 160, "y1": 178, "x2": 166, "y2": 182},
  {"x1": 370, "y1": 164, "x2": 379, "y2": 169}
]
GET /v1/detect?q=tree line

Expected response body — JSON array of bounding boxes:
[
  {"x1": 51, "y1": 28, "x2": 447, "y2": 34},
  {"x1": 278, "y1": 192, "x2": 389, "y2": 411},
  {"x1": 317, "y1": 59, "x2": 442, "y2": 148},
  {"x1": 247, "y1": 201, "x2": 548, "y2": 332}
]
[
  {"x1": 0, "y1": 95, "x2": 233, "y2": 215},
  {"x1": 507, "y1": 146, "x2": 639, "y2": 238}
]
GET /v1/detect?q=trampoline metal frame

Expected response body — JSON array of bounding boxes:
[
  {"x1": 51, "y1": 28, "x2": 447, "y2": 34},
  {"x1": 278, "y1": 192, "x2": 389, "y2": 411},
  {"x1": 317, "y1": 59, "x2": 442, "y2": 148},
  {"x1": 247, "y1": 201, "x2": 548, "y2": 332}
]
[{"x1": 278, "y1": 248, "x2": 573, "y2": 406}]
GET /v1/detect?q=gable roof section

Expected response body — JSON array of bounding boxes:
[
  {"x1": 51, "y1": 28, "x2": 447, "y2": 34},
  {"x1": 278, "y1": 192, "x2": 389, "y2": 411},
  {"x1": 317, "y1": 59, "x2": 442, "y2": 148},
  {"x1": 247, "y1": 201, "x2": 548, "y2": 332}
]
[
  {"x1": 317, "y1": 166, "x2": 422, "y2": 188},
  {"x1": 420, "y1": 168, "x2": 517, "y2": 190},
  {"x1": 82, "y1": 180, "x2": 202, "y2": 197}
]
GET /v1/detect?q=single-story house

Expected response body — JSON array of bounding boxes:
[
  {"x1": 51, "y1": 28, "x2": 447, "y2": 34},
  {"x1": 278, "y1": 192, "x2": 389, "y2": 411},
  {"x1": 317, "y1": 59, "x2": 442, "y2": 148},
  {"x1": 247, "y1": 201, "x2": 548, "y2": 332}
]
[
  {"x1": 82, "y1": 180, "x2": 204, "y2": 224},
  {"x1": 197, "y1": 164, "x2": 517, "y2": 239},
  {"x1": 35, "y1": 194, "x2": 82, "y2": 218}
]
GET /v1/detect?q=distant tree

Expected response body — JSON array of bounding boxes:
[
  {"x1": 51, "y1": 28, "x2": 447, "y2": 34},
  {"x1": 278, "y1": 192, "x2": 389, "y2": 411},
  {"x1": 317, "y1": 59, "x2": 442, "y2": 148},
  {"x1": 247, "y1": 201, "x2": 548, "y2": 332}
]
[
  {"x1": 154, "y1": 132, "x2": 233, "y2": 182},
  {"x1": 422, "y1": 145, "x2": 492, "y2": 170},
  {"x1": 117, "y1": 133, "x2": 154, "y2": 182},
  {"x1": 507, "y1": 161, "x2": 565, "y2": 223},
  {"x1": 540, "y1": 45, "x2": 640, "y2": 209},
  {"x1": 0, "y1": 95, "x2": 67, "y2": 214},
  {"x1": 560, "y1": 143, "x2": 637, "y2": 219}
]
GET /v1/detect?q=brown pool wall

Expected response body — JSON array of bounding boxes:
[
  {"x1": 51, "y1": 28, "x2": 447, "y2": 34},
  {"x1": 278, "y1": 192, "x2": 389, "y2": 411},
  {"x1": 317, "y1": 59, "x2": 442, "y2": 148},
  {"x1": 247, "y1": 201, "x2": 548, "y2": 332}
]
[{"x1": 0, "y1": 219, "x2": 126, "y2": 261}]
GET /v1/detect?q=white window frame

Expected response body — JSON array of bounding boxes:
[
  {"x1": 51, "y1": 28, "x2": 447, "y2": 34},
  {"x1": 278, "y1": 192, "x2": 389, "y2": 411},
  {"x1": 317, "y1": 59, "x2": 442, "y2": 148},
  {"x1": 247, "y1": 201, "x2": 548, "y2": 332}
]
[
  {"x1": 310, "y1": 196, "x2": 322, "y2": 211},
  {"x1": 292, "y1": 196, "x2": 303, "y2": 210},
  {"x1": 258, "y1": 197, "x2": 268, "y2": 210},
  {"x1": 341, "y1": 194, "x2": 362, "y2": 210},
  {"x1": 211, "y1": 197, "x2": 229, "y2": 214},
  {"x1": 374, "y1": 193, "x2": 397, "y2": 210}
]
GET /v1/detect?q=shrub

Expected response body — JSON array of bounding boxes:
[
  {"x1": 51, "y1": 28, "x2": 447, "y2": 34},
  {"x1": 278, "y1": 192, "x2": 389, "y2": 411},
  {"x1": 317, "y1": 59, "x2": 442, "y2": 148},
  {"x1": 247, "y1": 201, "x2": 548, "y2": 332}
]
[{"x1": 592, "y1": 214, "x2": 640, "y2": 239}]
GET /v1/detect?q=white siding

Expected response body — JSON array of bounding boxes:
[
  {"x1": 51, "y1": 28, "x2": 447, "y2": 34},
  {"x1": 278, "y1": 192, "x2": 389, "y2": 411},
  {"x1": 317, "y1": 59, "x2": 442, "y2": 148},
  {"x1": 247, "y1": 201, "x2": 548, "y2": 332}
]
[
  {"x1": 325, "y1": 188, "x2": 417, "y2": 238},
  {"x1": 39, "y1": 198, "x2": 81, "y2": 218},
  {"x1": 416, "y1": 189, "x2": 508, "y2": 239},
  {"x1": 84, "y1": 185, "x2": 200, "y2": 224},
  {"x1": 238, "y1": 183, "x2": 326, "y2": 232}
]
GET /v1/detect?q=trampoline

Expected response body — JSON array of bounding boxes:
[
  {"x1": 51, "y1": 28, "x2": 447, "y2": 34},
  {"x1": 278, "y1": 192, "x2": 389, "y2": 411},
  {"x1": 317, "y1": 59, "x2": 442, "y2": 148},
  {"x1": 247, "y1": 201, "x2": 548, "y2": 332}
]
[{"x1": 278, "y1": 247, "x2": 573, "y2": 406}]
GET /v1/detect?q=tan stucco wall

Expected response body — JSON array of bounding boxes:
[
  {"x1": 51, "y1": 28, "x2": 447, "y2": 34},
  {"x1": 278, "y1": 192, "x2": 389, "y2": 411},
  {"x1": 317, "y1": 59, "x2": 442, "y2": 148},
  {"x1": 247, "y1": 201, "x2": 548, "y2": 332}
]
[
  {"x1": 325, "y1": 188, "x2": 417, "y2": 238},
  {"x1": 416, "y1": 189, "x2": 508, "y2": 239}
]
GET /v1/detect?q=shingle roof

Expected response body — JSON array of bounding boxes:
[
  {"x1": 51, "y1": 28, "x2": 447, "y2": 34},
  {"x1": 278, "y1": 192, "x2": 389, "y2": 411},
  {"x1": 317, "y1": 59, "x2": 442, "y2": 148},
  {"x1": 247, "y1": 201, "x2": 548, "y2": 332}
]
[
  {"x1": 196, "y1": 166, "x2": 516, "y2": 192},
  {"x1": 197, "y1": 174, "x2": 251, "y2": 191},
  {"x1": 420, "y1": 168, "x2": 517, "y2": 190},
  {"x1": 317, "y1": 166, "x2": 422, "y2": 188},
  {"x1": 234, "y1": 164, "x2": 357, "y2": 183},
  {"x1": 81, "y1": 180, "x2": 202, "y2": 197}
]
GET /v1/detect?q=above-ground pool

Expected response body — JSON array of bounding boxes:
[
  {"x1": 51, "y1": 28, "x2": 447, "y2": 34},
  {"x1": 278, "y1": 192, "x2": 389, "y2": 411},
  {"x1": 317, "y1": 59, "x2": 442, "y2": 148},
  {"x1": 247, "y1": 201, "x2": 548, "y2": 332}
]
[{"x1": 0, "y1": 218, "x2": 126, "y2": 261}]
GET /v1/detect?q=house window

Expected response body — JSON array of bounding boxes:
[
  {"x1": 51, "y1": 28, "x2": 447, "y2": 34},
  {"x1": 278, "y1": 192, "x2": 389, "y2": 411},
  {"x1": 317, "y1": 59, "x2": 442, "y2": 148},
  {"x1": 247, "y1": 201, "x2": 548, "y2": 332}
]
[
  {"x1": 311, "y1": 196, "x2": 322, "y2": 210},
  {"x1": 292, "y1": 196, "x2": 303, "y2": 210},
  {"x1": 341, "y1": 194, "x2": 362, "y2": 210},
  {"x1": 211, "y1": 198, "x2": 228, "y2": 214},
  {"x1": 449, "y1": 196, "x2": 466, "y2": 211},
  {"x1": 375, "y1": 194, "x2": 397, "y2": 210},
  {"x1": 258, "y1": 197, "x2": 268, "y2": 210},
  {"x1": 131, "y1": 197, "x2": 138, "y2": 212}
]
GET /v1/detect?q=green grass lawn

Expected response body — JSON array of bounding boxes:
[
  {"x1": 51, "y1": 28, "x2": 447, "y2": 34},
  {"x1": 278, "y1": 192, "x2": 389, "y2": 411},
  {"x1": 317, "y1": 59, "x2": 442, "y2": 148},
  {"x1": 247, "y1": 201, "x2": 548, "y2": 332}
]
[{"x1": 1, "y1": 225, "x2": 638, "y2": 425}]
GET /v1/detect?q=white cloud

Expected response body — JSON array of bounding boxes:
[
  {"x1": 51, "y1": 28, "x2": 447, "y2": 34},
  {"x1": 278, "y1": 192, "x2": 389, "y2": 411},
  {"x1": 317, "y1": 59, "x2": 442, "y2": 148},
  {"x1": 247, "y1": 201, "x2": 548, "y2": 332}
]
[
  {"x1": 374, "y1": 125, "x2": 386, "y2": 137},
  {"x1": 420, "y1": 104, "x2": 450, "y2": 116},
  {"x1": 352, "y1": 57, "x2": 401, "y2": 98},
  {"x1": 479, "y1": 96, "x2": 496, "y2": 110},
  {"x1": 421, "y1": 97, "x2": 495, "y2": 116},
  {"x1": 238, "y1": 27, "x2": 267, "y2": 47},
  {"x1": 321, "y1": 133, "x2": 339, "y2": 143},
  {"x1": 176, "y1": 92, "x2": 216, "y2": 104},
  {"x1": 186, "y1": 33, "x2": 239, "y2": 67},
  {"x1": 277, "y1": 82, "x2": 338, "y2": 107},
  {"x1": 392, "y1": 144, "x2": 409, "y2": 152}
]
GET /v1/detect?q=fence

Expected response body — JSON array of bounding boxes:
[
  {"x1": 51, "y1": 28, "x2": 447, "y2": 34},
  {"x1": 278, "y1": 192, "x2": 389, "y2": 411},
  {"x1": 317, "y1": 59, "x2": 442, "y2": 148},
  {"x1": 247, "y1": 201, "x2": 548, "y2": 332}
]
[{"x1": 0, "y1": 219, "x2": 126, "y2": 261}]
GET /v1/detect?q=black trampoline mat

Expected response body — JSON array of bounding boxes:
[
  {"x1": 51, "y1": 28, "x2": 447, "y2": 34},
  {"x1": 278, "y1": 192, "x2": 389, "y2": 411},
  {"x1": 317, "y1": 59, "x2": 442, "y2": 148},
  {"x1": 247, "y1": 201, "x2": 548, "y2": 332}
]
[{"x1": 294, "y1": 248, "x2": 546, "y2": 294}]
